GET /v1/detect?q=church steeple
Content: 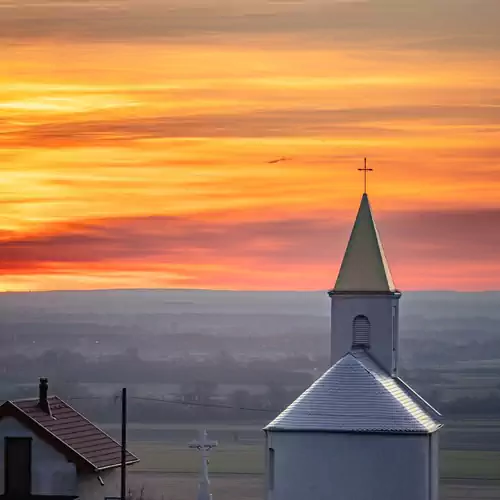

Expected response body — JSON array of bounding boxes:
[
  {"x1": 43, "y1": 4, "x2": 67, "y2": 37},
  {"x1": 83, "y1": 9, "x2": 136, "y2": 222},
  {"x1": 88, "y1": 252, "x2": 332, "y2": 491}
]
[
  {"x1": 263, "y1": 179, "x2": 441, "y2": 500},
  {"x1": 329, "y1": 192, "x2": 401, "y2": 376},
  {"x1": 334, "y1": 193, "x2": 395, "y2": 293}
]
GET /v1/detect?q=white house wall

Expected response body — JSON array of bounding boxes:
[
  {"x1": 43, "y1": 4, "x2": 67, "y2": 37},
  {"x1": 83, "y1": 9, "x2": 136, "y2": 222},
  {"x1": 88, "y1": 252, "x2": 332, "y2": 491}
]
[
  {"x1": 267, "y1": 431, "x2": 433, "y2": 500},
  {"x1": 78, "y1": 470, "x2": 121, "y2": 500},
  {"x1": 0, "y1": 416, "x2": 77, "y2": 495}
]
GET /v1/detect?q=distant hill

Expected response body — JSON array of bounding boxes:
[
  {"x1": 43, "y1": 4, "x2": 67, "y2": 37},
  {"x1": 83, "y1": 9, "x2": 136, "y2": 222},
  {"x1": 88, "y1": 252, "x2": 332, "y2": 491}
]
[
  {"x1": 0, "y1": 289, "x2": 499, "y2": 327},
  {"x1": 0, "y1": 288, "x2": 499, "y2": 361}
]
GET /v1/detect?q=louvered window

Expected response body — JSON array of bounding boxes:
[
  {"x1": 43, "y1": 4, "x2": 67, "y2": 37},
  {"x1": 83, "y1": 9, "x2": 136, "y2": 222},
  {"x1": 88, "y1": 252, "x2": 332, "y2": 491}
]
[{"x1": 353, "y1": 315, "x2": 370, "y2": 348}]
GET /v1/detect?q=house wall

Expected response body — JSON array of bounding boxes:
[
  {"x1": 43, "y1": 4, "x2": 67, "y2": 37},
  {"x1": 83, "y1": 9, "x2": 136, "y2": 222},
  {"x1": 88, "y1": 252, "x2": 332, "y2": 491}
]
[
  {"x1": 266, "y1": 431, "x2": 433, "y2": 500},
  {"x1": 0, "y1": 416, "x2": 77, "y2": 495},
  {"x1": 78, "y1": 470, "x2": 121, "y2": 500}
]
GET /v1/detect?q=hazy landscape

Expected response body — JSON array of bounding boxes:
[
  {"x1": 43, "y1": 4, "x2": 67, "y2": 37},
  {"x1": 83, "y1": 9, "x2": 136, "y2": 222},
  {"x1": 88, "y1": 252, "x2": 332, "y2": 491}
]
[{"x1": 1, "y1": 289, "x2": 499, "y2": 499}]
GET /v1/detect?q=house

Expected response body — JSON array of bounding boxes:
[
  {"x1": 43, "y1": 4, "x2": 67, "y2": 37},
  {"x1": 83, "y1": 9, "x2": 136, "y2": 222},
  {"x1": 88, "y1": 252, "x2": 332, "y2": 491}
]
[
  {"x1": 264, "y1": 192, "x2": 442, "y2": 500},
  {"x1": 0, "y1": 378, "x2": 139, "y2": 500}
]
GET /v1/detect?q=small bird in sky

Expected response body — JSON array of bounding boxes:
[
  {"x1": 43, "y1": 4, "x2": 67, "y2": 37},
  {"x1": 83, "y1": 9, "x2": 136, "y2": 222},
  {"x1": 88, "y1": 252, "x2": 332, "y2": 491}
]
[{"x1": 267, "y1": 156, "x2": 291, "y2": 164}]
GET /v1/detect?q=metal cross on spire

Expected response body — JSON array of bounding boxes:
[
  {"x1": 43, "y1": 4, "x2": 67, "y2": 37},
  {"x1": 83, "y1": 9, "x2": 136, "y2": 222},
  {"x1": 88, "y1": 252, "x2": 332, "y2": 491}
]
[
  {"x1": 358, "y1": 158, "x2": 373, "y2": 194},
  {"x1": 188, "y1": 429, "x2": 218, "y2": 500}
]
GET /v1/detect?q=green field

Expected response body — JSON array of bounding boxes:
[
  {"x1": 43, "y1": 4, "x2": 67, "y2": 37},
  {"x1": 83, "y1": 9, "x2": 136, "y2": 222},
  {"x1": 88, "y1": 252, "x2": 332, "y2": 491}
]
[
  {"x1": 441, "y1": 450, "x2": 500, "y2": 482},
  {"x1": 130, "y1": 442, "x2": 264, "y2": 475},
  {"x1": 106, "y1": 422, "x2": 500, "y2": 500},
  {"x1": 129, "y1": 442, "x2": 500, "y2": 479}
]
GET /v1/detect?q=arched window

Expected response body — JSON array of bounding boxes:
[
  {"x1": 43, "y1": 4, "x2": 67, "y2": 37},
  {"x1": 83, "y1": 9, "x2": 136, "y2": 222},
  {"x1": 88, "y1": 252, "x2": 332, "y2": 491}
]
[{"x1": 353, "y1": 315, "x2": 370, "y2": 348}]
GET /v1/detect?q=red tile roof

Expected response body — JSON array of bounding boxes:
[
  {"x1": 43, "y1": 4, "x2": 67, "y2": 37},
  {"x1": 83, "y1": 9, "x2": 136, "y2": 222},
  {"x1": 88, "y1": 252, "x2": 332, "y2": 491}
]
[{"x1": 0, "y1": 396, "x2": 139, "y2": 472}]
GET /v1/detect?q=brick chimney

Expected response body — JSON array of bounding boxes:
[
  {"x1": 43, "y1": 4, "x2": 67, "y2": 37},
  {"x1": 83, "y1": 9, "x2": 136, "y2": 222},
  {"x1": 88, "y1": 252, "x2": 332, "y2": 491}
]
[{"x1": 38, "y1": 377, "x2": 51, "y2": 415}]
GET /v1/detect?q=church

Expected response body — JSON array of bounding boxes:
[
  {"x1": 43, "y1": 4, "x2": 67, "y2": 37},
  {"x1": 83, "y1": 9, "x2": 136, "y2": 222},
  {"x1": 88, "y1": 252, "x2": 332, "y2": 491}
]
[{"x1": 264, "y1": 191, "x2": 443, "y2": 500}]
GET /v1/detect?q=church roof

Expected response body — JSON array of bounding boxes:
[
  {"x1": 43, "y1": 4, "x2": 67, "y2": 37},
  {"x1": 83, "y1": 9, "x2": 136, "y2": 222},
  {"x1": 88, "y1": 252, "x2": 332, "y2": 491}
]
[
  {"x1": 334, "y1": 193, "x2": 396, "y2": 293},
  {"x1": 265, "y1": 350, "x2": 441, "y2": 434}
]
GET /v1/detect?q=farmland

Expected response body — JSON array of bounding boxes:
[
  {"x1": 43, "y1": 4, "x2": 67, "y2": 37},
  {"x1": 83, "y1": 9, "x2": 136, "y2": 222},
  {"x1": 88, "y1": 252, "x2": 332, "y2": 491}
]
[{"x1": 101, "y1": 421, "x2": 500, "y2": 500}]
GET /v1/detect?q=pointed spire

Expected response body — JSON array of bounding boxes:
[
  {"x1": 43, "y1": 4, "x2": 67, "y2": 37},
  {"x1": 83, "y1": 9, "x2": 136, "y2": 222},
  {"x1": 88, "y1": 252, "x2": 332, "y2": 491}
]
[{"x1": 334, "y1": 194, "x2": 395, "y2": 293}]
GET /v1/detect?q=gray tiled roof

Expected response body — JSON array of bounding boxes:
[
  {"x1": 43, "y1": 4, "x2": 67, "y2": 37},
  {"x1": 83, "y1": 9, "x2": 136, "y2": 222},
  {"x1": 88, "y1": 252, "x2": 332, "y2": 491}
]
[{"x1": 265, "y1": 350, "x2": 441, "y2": 434}]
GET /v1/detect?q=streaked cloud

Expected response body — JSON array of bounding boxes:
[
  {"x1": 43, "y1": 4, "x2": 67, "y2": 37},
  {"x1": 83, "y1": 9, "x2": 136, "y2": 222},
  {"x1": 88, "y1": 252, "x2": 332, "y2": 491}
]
[
  {"x1": 1, "y1": 208, "x2": 499, "y2": 291},
  {"x1": 0, "y1": 0, "x2": 498, "y2": 53},
  {"x1": 0, "y1": 0, "x2": 499, "y2": 291},
  {"x1": 2, "y1": 105, "x2": 499, "y2": 148}
]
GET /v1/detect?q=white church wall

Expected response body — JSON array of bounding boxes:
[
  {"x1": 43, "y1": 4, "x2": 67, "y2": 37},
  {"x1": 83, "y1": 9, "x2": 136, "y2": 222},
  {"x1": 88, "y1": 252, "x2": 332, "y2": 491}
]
[
  {"x1": 430, "y1": 433, "x2": 440, "y2": 500},
  {"x1": 331, "y1": 293, "x2": 400, "y2": 374},
  {"x1": 267, "y1": 431, "x2": 432, "y2": 500},
  {"x1": 0, "y1": 416, "x2": 77, "y2": 495}
]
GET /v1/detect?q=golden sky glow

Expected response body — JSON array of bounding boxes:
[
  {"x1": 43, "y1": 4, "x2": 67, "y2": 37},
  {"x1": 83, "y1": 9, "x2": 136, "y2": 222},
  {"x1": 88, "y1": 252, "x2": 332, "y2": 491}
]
[{"x1": 1, "y1": 0, "x2": 500, "y2": 291}]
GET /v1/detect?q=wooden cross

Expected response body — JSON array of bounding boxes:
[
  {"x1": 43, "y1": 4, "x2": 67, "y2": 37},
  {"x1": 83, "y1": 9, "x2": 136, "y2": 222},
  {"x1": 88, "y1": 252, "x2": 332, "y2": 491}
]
[{"x1": 358, "y1": 158, "x2": 373, "y2": 194}]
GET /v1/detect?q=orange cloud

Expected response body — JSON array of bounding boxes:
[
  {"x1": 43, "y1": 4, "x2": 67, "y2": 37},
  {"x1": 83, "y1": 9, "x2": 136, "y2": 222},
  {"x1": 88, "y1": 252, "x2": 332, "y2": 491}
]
[
  {"x1": 0, "y1": 208, "x2": 499, "y2": 291},
  {"x1": 0, "y1": 1, "x2": 499, "y2": 291}
]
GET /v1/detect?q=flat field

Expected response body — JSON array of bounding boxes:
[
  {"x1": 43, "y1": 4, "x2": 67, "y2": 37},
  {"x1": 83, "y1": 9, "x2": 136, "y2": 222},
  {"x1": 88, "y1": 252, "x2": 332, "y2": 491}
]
[
  {"x1": 102, "y1": 422, "x2": 500, "y2": 500},
  {"x1": 130, "y1": 442, "x2": 264, "y2": 475}
]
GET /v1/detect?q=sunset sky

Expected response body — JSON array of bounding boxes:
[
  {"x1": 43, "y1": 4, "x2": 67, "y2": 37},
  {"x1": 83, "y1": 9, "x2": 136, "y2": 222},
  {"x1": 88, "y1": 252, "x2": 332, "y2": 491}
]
[{"x1": 1, "y1": 0, "x2": 499, "y2": 291}]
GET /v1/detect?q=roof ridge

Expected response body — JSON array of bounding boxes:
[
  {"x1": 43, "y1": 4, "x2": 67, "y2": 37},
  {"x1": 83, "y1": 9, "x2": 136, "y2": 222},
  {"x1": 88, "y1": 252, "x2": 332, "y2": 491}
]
[
  {"x1": 395, "y1": 377, "x2": 442, "y2": 419},
  {"x1": 7, "y1": 395, "x2": 60, "y2": 404},
  {"x1": 352, "y1": 351, "x2": 441, "y2": 431},
  {"x1": 359, "y1": 365, "x2": 427, "y2": 430}
]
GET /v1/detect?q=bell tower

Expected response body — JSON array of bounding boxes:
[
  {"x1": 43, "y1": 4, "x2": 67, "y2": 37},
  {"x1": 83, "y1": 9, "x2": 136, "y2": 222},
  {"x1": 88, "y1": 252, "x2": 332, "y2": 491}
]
[
  {"x1": 329, "y1": 193, "x2": 401, "y2": 376},
  {"x1": 265, "y1": 171, "x2": 442, "y2": 500}
]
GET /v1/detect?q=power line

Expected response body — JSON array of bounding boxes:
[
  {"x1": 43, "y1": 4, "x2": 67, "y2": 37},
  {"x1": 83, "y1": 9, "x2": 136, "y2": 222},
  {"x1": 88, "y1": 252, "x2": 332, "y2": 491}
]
[
  {"x1": 65, "y1": 394, "x2": 500, "y2": 446},
  {"x1": 66, "y1": 393, "x2": 285, "y2": 414},
  {"x1": 131, "y1": 395, "x2": 281, "y2": 414},
  {"x1": 66, "y1": 394, "x2": 282, "y2": 413},
  {"x1": 442, "y1": 477, "x2": 500, "y2": 482},
  {"x1": 66, "y1": 396, "x2": 106, "y2": 401}
]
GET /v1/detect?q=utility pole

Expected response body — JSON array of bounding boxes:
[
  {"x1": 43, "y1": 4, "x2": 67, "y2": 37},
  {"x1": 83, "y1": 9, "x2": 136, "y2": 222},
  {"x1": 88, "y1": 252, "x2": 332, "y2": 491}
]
[{"x1": 121, "y1": 387, "x2": 127, "y2": 500}]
